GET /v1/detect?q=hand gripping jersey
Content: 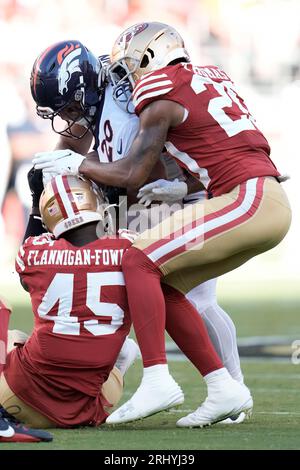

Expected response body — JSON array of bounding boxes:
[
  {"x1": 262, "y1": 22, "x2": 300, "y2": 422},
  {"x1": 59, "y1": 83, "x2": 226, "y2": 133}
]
[
  {"x1": 133, "y1": 63, "x2": 280, "y2": 196},
  {"x1": 7, "y1": 233, "x2": 131, "y2": 427}
]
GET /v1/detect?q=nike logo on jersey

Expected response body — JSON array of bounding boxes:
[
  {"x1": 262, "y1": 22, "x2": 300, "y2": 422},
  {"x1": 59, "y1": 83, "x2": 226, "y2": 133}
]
[{"x1": 117, "y1": 139, "x2": 123, "y2": 155}]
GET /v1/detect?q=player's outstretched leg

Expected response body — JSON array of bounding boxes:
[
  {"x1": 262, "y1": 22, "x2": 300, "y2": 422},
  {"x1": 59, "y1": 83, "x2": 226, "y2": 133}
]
[{"x1": 163, "y1": 286, "x2": 253, "y2": 428}]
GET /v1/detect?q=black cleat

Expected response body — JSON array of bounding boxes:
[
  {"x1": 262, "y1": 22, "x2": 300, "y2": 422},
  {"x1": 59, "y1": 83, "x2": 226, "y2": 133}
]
[{"x1": 0, "y1": 406, "x2": 53, "y2": 443}]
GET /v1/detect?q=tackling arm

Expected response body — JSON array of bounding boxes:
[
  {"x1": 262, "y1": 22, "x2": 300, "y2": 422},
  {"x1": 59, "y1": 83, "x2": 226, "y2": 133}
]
[{"x1": 79, "y1": 100, "x2": 183, "y2": 190}]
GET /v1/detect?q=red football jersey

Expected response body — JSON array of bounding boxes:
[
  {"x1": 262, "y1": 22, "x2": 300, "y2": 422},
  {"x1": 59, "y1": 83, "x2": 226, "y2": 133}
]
[
  {"x1": 133, "y1": 63, "x2": 280, "y2": 196},
  {"x1": 6, "y1": 233, "x2": 131, "y2": 427}
]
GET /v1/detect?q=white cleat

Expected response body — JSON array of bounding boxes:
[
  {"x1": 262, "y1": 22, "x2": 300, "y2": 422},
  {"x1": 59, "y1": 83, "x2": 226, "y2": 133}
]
[
  {"x1": 106, "y1": 375, "x2": 184, "y2": 424},
  {"x1": 176, "y1": 382, "x2": 253, "y2": 428}
]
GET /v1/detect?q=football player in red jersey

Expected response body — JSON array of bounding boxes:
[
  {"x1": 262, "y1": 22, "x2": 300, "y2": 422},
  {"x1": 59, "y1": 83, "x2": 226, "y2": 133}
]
[
  {"x1": 0, "y1": 175, "x2": 133, "y2": 428},
  {"x1": 1, "y1": 172, "x2": 249, "y2": 428},
  {"x1": 33, "y1": 22, "x2": 292, "y2": 426}
]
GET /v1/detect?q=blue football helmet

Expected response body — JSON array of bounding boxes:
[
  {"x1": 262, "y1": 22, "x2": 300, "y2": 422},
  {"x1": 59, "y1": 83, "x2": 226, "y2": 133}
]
[{"x1": 30, "y1": 40, "x2": 106, "y2": 138}]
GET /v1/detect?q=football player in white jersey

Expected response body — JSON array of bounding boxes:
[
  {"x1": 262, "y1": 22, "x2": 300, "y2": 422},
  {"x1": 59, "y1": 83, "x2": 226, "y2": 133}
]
[{"x1": 31, "y1": 40, "x2": 247, "y2": 425}]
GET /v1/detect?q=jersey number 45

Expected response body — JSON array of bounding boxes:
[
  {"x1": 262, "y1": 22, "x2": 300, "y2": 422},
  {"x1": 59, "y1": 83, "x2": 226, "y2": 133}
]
[{"x1": 37, "y1": 272, "x2": 125, "y2": 336}]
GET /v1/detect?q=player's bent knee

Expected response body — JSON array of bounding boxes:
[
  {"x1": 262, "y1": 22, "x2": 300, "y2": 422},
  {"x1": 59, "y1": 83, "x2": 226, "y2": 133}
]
[
  {"x1": 0, "y1": 373, "x2": 56, "y2": 428},
  {"x1": 102, "y1": 367, "x2": 124, "y2": 410},
  {"x1": 122, "y1": 247, "x2": 141, "y2": 271}
]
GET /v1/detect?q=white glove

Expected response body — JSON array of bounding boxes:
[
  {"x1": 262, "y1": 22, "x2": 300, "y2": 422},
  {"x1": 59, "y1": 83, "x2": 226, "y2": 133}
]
[
  {"x1": 137, "y1": 178, "x2": 188, "y2": 207},
  {"x1": 32, "y1": 149, "x2": 86, "y2": 177}
]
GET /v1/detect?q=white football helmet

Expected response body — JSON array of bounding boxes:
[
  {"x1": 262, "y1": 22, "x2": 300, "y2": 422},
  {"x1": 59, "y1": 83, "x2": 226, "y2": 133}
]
[
  {"x1": 109, "y1": 22, "x2": 190, "y2": 90},
  {"x1": 39, "y1": 175, "x2": 106, "y2": 237}
]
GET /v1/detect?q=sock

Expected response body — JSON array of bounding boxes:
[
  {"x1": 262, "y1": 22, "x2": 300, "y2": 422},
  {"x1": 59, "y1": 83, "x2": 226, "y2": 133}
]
[
  {"x1": 122, "y1": 247, "x2": 166, "y2": 367},
  {"x1": 204, "y1": 367, "x2": 232, "y2": 384},
  {"x1": 163, "y1": 284, "x2": 223, "y2": 377},
  {"x1": 0, "y1": 300, "x2": 11, "y2": 375},
  {"x1": 143, "y1": 364, "x2": 170, "y2": 379}
]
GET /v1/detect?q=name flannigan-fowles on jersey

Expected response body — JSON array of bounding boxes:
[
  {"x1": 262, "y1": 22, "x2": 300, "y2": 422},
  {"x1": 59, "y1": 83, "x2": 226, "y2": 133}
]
[
  {"x1": 133, "y1": 63, "x2": 281, "y2": 197},
  {"x1": 96, "y1": 82, "x2": 139, "y2": 163}
]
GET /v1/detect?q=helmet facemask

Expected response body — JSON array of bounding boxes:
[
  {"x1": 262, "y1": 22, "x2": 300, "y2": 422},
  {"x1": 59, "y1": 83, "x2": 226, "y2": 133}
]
[
  {"x1": 107, "y1": 59, "x2": 138, "y2": 114},
  {"x1": 36, "y1": 88, "x2": 97, "y2": 139}
]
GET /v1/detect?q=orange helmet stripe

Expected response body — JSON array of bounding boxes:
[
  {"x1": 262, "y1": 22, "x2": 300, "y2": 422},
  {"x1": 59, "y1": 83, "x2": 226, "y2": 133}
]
[{"x1": 32, "y1": 43, "x2": 59, "y2": 95}]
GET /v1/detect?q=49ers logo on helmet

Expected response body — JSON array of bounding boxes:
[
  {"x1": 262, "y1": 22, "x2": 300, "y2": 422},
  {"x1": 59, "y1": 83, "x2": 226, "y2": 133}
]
[{"x1": 118, "y1": 23, "x2": 149, "y2": 45}]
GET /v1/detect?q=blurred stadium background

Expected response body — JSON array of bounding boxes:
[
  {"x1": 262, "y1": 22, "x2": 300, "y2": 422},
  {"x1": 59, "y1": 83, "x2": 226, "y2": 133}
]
[{"x1": 0, "y1": 0, "x2": 299, "y2": 449}]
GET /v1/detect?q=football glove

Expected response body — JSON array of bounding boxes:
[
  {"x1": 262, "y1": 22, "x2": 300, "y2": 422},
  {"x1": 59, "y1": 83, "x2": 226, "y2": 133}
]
[
  {"x1": 137, "y1": 178, "x2": 188, "y2": 207},
  {"x1": 32, "y1": 149, "x2": 86, "y2": 177},
  {"x1": 27, "y1": 167, "x2": 44, "y2": 207}
]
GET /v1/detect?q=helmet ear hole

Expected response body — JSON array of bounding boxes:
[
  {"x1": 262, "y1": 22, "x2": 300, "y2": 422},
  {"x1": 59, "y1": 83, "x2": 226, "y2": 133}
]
[
  {"x1": 140, "y1": 48, "x2": 155, "y2": 69},
  {"x1": 140, "y1": 54, "x2": 149, "y2": 69}
]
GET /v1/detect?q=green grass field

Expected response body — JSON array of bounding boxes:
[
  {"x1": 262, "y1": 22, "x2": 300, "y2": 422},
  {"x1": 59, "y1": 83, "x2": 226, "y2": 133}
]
[
  {"x1": 1, "y1": 281, "x2": 300, "y2": 450},
  {"x1": 1, "y1": 361, "x2": 300, "y2": 450}
]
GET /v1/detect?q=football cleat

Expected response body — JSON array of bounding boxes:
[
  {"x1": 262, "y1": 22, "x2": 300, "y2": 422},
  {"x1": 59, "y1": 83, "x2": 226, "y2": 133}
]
[
  {"x1": 176, "y1": 382, "x2": 253, "y2": 428},
  {"x1": 106, "y1": 375, "x2": 184, "y2": 424},
  {"x1": 0, "y1": 406, "x2": 53, "y2": 442},
  {"x1": 0, "y1": 414, "x2": 14, "y2": 438}
]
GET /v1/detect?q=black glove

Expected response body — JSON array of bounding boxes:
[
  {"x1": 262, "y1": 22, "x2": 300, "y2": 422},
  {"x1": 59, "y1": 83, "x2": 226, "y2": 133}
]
[
  {"x1": 103, "y1": 185, "x2": 127, "y2": 205},
  {"x1": 27, "y1": 167, "x2": 44, "y2": 208}
]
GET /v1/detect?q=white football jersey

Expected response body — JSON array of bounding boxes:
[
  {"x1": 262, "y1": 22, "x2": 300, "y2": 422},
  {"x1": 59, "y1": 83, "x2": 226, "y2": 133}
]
[{"x1": 96, "y1": 83, "x2": 139, "y2": 163}]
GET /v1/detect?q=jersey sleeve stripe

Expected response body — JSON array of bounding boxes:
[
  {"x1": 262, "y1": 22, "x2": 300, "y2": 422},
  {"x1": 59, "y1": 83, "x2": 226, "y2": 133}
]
[
  {"x1": 133, "y1": 87, "x2": 173, "y2": 109},
  {"x1": 133, "y1": 80, "x2": 173, "y2": 101},
  {"x1": 132, "y1": 73, "x2": 169, "y2": 97}
]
